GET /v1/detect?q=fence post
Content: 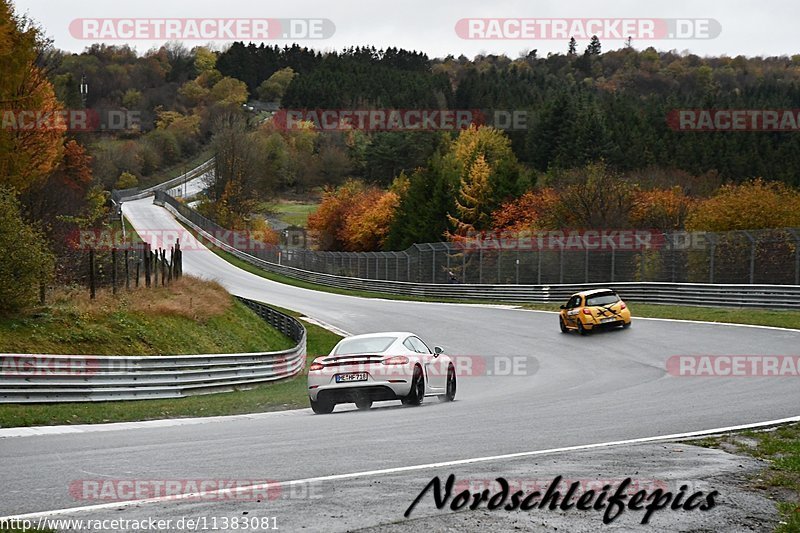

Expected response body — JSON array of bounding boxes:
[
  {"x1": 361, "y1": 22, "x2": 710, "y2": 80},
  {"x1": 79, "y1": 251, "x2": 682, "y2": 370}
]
[
  {"x1": 124, "y1": 249, "x2": 130, "y2": 290},
  {"x1": 743, "y1": 231, "x2": 756, "y2": 284},
  {"x1": 111, "y1": 248, "x2": 117, "y2": 295},
  {"x1": 559, "y1": 244, "x2": 564, "y2": 284},
  {"x1": 516, "y1": 249, "x2": 520, "y2": 284},
  {"x1": 610, "y1": 242, "x2": 616, "y2": 282},
  {"x1": 537, "y1": 250, "x2": 542, "y2": 285},
  {"x1": 479, "y1": 247, "x2": 483, "y2": 284},
  {"x1": 161, "y1": 249, "x2": 167, "y2": 285},
  {"x1": 89, "y1": 248, "x2": 96, "y2": 299},
  {"x1": 430, "y1": 244, "x2": 436, "y2": 283},
  {"x1": 584, "y1": 237, "x2": 589, "y2": 284},
  {"x1": 136, "y1": 258, "x2": 140, "y2": 288},
  {"x1": 790, "y1": 229, "x2": 800, "y2": 285},
  {"x1": 144, "y1": 243, "x2": 151, "y2": 288},
  {"x1": 708, "y1": 235, "x2": 717, "y2": 284}
]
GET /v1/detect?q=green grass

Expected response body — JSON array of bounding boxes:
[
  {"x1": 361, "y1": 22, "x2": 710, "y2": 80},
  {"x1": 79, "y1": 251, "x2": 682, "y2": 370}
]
[
  {"x1": 696, "y1": 424, "x2": 800, "y2": 532},
  {"x1": 0, "y1": 278, "x2": 294, "y2": 356},
  {"x1": 0, "y1": 310, "x2": 341, "y2": 428},
  {"x1": 262, "y1": 200, "x2": 319, "y2": 227}
]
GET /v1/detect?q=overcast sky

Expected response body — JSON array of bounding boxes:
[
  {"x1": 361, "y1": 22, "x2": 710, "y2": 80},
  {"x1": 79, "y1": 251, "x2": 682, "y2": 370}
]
[{"x1": 13, "y1": 0, "x2": 800, "y2": 59}]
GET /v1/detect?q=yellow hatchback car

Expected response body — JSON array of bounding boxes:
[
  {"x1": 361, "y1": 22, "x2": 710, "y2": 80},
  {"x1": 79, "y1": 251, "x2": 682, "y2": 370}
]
[{"x1": 559, "y1": 289, "x2": 632, "y2": 335}]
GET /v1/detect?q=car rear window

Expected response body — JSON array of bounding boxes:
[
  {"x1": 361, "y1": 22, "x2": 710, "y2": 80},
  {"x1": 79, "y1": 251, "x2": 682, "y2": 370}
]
[
  {"x1": 333, "y1": 337, "x2": 396, "y2": 355},
  {"x1": 585, "y1": 293, "x2": 620, "y2": 306}
]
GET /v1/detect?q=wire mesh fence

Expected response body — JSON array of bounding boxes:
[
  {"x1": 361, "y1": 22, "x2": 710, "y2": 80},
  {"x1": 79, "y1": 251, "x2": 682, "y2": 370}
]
[{"x1": 157, "y1": 192, "x2": 800, "y2": 286}]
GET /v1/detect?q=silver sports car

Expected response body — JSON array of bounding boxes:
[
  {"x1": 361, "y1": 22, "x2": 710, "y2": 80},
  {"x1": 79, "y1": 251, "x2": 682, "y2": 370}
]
[{"x1": 307, "y1": 332, "x2": 457, "y2": 414}]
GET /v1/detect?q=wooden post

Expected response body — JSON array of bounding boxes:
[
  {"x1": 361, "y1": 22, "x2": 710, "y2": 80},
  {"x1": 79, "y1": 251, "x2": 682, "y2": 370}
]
[
  {"x1": 89, "y1": 248, "x2": 96, "y2": 299},
  {"x1": 111, "y1": 248, "x2": 117, "y2": 295},
  {"x1": 168, "y1": 246, "x2": 174, "y2": 282},
  {"x1": 135, "y1": 258, "x2": 140, "y2": 288},
  {"x1": 175, "y1": 239, "x2": 181, "y2": 278},
  {"x1": 144, "y1": 243, "x2": 151, "y2": 288},
  {"x1": 161, "y1": 249, "x2": 167, "y2": 285},
  {"x1": 124, "y1": 249, "x2": 130, "y2": 290},
  {"x1": 153, "y1": 249, "x2": 159, "y2": 287}
]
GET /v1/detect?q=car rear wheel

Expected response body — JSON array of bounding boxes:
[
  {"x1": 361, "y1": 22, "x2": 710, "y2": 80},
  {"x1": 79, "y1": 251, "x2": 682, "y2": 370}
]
[
  {"x1": 401, "y1": 366, "x2": 424, "y2": 406},
  {"x1": 559, "y1": 316, "x2": 569, "y2": 333},
  {"x1": 623, "y1": 320, "x2": 631, "y2": 329},
  {"x1": 578, "y1": 320, "x2": 589, "y2": 336},
  {"x1": 438, "y1": 365, "x2": 456, "y2": 402},
  {"x1": 355, "y1": 398, "x2": 373, "y2": 410},
  {"x1": 310, "y1": 398, "x2": 334, "y2": 414}
]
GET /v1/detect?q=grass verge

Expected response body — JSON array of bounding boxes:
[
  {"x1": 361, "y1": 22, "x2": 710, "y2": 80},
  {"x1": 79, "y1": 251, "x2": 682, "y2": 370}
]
[
  {"x1": 695, "y1": 424, "x2": 800, "y2": 532},
  {"x1": 261, "y1": 199, "x2": 319, "y2": 227},
  {"x1": 0, "y1": 277, "x2": 294, "y2": 355},
  {"x1": 0, "y1": 307, "x2": 340, "y2": 427}
]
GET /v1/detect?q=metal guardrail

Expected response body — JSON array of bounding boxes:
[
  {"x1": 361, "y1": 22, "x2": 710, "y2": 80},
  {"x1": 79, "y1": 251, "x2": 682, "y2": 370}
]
[
  {"x1": 0, "y1": 297, "x2": 307, "y2": 403},
  {"x1": 112, "y1": 158, "x2": 216, "y2": 205},
  {"x1": 158, "y1": 192, "x2": 800, "y2": 309}
]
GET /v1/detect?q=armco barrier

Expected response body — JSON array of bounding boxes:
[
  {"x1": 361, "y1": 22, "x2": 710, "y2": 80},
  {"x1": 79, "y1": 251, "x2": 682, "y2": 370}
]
[
  {"x1": 112, "y1": 158, "x2": 215, "y2": 205},
  {"x1": 0, "y1": 298, "x2": 307, "y2": 403},
  {"x1": 156, "y1": 192, "x2": 800, "y2": 310}
]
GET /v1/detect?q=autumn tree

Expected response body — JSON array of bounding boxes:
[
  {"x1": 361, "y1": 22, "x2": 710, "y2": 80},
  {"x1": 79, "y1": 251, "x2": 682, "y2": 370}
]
[
  {"x1": 686, "y1": 179, "x2": 800, "y2": 232},
  {"x1": 0, "y1": 0, "x2": 65, "y2": 192},
  {"x1": 256, "y1": 67, "x2": 296, "y2": 102},
  {"x1": 491, "y1": 188, "x2": 560, "y2": 233}
]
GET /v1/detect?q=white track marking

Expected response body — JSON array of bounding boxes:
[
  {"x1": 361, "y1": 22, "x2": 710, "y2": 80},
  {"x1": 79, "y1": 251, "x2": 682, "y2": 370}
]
[
  {"x1": 3, "y1": 415, "x2": 799, "y2": 521},
  {"x1": 299, "y1": 316, "x2": 352, "y2": 337}
]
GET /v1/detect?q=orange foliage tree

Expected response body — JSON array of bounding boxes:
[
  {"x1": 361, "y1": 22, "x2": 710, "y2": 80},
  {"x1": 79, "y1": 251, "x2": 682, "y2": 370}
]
[
  {"x1": 308, "y1": 179, "x2": 401, "y2": 251},
  {"x1": 491, "y1": 188, "x2": 560, "y2": 233},
  {"x1": 630, "y1": 187, "x2": 694, "y2": 231}
]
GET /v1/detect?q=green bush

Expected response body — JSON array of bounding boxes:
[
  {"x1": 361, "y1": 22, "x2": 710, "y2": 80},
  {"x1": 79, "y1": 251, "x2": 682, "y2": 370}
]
[{"x1": 0, "y1": 188, "x2": 54, "y2": 313}]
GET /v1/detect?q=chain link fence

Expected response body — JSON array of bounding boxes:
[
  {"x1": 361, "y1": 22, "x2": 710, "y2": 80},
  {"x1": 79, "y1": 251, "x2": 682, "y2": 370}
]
[{"x1": 156, "y1": 192, "x2": 800, "y2": 286}]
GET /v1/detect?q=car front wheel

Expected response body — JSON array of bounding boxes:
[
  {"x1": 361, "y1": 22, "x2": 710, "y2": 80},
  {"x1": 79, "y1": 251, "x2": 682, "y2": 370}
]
[
  {"x1": 559, "y1": 316, "x2": 569, "y2": 333},
  {"x1": 438, "y1": 364, "x2": 456, "y2": 402}
]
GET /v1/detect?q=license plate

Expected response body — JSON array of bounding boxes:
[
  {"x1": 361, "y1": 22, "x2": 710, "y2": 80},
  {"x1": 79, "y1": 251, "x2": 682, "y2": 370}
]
[
  {"x1": 336, "y1": 372, "x2": 368, "y2": 383},
  {"x1": 601, "y1": 317, "x2": 617, "y2": 323}
]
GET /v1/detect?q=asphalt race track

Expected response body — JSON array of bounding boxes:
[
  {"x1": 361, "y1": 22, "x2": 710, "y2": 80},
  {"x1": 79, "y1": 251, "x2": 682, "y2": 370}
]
[{"x1": 1, "y1": 197, "x2": 798, "y2": 530}]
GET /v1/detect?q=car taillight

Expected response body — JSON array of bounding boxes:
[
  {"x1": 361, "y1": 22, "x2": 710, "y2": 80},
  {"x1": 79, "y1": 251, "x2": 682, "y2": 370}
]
[
  {"x1": 582, "y1": 308, "x2": 593, "y2": 315},
  {"x1": 383, "y1": 356, "x2": 409, "y2": 365},
  {"x1": 309, "y1": 360, "x2": 324, "y2": 371},
  {"x1": 620, "y1": 302, "x2": 627, "y2": 310}
]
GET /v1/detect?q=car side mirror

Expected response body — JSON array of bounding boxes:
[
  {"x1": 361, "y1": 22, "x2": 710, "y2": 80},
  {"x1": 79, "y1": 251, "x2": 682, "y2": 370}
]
[{"x1": 434, "y1": 346, "x2": 444, "y2": 355}]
